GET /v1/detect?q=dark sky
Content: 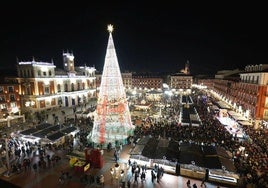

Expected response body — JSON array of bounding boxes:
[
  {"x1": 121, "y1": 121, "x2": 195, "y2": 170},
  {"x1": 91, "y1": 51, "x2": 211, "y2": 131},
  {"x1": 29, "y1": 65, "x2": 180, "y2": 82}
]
[{"x1": 1, "y1": 2, "x2": 267, "y2": 75}]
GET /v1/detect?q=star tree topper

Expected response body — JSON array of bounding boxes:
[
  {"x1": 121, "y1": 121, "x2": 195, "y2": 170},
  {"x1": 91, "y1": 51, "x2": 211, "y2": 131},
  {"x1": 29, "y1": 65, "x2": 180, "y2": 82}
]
[{"x1": 107, "y1": 24, "x2": 114, "y2": 33}]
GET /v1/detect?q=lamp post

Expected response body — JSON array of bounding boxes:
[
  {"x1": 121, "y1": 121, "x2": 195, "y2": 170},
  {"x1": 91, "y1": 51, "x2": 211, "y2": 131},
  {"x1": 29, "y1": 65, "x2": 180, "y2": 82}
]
[
  {"x1": 58, "y1": 122, "x2": 61, "y2": 132},
  {"x1": 109, "y1": 163, "x2": 127, "y2": 187},
  {"x1": 163, "y1": 156, "x2": 166, "y2": 166},
  {"x1": 120, "y1": 168, "x2": 125, "y2": 187},
  {"x1": 120, "y1": 163, "x2": 127, "y2": 187},
  {"x1": 110, "y1": 167, "x2": 115, "y2": 179},
  {"x1": 5, "y1": 138, "x2": 10, "y2": 176},
  {"x1": 114, "y1": 163, "x2": 120, "y2": 179},
  {"x1": 110, "y1": 163, "x2": 120, "y2": 186}
]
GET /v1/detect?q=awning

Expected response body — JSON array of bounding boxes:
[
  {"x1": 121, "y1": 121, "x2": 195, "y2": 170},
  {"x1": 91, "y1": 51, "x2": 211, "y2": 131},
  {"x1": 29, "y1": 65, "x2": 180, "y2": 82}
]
[
  {"x1": 228, "y1": 111, "x2": 247, "y2": 121},
  {"x1": 130, "y1": 145, "x2": 145, "y2": 155},
  {"x1": 238, "y1": 121, "x2": 253, "y2": 126}
]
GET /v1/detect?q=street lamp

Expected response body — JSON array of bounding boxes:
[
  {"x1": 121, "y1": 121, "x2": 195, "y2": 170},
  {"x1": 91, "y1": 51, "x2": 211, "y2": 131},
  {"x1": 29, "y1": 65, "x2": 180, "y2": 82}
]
[
  {"x1": 58, "y1": 122, "x2": 61, "y2": 132},
  {"x1": 110, "y1": 167, "x2": 115, "y2": 178},
  {"x1": 4, "y1": 138, "x2": 10, "y2": 177},
  {"x1": 120, "y1": 169, "x2": 124, "y2": 179},
  {"x1": 110, "y1": 162, "x2": 127, "y2": 187},
  {"x1": 163, "y1": 156, "x2": 166, "y2": 166},
  {"x1": 114, "y1": 163, "x2": 120, "y2": 179}
]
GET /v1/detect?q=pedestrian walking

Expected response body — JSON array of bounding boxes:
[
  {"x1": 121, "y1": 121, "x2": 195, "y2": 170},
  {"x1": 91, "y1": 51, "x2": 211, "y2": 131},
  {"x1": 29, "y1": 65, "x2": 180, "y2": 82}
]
[
  {"x1": 114, "y1": 150, "x2": 118, "y2": 162},
  {"x1": 134, "y1": 171, "x2": 139, "y2": 184},
  {"x1": 33, "y1": 163, "x2": 37, "y2": 172},
  {"x1": 151, "y1": 169, "x2": 156, "y2": 183},
  {"x1": 141, "y1": 171, "x2": 146, "y2": 182},
  {"x1": 186, "y1": 179, "x2": 191, "y2": 188},
  {"x1": 119, "y1": 142, "x2": 123, "y2": 152}
]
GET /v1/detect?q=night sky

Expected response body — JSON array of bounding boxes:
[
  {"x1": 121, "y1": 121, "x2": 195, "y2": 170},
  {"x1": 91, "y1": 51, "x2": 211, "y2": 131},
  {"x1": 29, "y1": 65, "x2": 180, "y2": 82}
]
[{"x1": 1, "y1": 2, "x2": 267, "y2": 75}]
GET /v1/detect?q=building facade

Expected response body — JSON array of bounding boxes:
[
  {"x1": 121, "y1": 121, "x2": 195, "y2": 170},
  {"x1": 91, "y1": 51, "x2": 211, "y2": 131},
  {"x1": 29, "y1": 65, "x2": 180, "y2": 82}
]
[
  {"x1": 236, "y1": 65, "x2": 268, "y2": 127},
  {"x1": 209, "y1": 65, "x2": 268, "y2": 128},
  {"x1": 132, "y1": 73, "x2": 163, "y2": 90},
  {"x1": 16, "y1": 53, "x2": 96, "y2": 114},
  {"x1": 169, "y1": 73, "x2": 193, "y2": 94},
  {"x1": 0, "y1": 81, "x2": 21, "y2": 119},
  {"x1": 121, "y1": 72, "x2": 132, "y2": 90}
]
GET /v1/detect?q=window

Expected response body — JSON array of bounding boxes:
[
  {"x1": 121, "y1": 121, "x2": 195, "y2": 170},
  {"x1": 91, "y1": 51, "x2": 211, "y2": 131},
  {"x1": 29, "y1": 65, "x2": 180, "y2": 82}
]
[
  {"x1": 71, "y1": 83, "x2": 75, "y2": 91},
  {"x1": 44, "y1": 86, "x2": 50, "y2": 95},
  {"x1": 10, "y1": 94, "x2": 16, "y2": 101},
  {"x1": 45, "y1": 99, "x2": 51, "y2": 106},
  {"x1": 265, "y1": 97, "x2": 268, "y2": 107},
  {"x1": 0, "y1": 87, "x2": 3, "y2": 93},
  {"x1": 64, "y1": 83, "x2": 68, "y2": 92},
  {"x1": 38, "y1": 70, "x2": 41, "y2": 76},
  {"x1": 8, "y1": 86, "x2": 14, "y2": 93},
  {"x1": 0, "y1": 95, "x2": 5, "y2": 102},
  {"x1": 43, "y1": 72, "x2": 47, "y2": 76},
  {"x1": 26, "y1": 87, "x2": 31, "y2": 95},
  {"x1": 264, "y1": 109, "x2": 268, "y2": 119},
  {"x1": 10, "y1": 102, "x2": 17, "y2": 108},
  {"x1": 58, "y1": 97, "x2": 62, "y2": 105},
  {"x1": 0, "y1": 103, "x2": 7, "y2": 110},
  {"x1": 57, "y1": 84, "x2": 61, "y2": 92}
]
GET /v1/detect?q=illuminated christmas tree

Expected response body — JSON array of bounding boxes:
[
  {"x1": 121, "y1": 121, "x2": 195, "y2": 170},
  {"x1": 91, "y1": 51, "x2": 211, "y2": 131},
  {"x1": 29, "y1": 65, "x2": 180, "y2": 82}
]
[{"x1": 90, "y1": 24, "x2": 134, "y2": 146}]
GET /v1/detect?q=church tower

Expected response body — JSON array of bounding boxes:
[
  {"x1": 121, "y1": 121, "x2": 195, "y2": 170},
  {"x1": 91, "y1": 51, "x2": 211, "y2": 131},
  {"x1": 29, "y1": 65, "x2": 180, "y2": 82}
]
[
  {"x1": 185, "y1": 60, "x2": 190, "y2": 75},
  {"x1": 63, "y1": 51, "x2": 75, "y2": 73}
]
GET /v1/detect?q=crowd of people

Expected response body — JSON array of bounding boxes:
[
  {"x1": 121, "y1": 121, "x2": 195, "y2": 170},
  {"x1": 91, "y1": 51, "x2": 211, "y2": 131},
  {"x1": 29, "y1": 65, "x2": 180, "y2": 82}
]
[
  {"x1": 0, "y1": 136, "x2": 63, "y2": 177},
  {"x1": 131, "y1": 89, "x2": 268, "y2": 187},
  {"x1": 1, "y1": 88, "x2": 267, "y2": 187}
]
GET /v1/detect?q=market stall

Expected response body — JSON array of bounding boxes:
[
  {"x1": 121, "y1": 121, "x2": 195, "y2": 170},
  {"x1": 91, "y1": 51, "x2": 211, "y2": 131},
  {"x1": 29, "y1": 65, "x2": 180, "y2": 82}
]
[{"x1": 69, "y1": 157, "x2": 90, "y2": 173}]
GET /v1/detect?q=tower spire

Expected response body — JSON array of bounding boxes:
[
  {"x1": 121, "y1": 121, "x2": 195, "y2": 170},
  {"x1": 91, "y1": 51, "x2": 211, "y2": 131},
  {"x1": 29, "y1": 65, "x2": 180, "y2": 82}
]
[{"x1": 185, "y1": 60, "x2": 190, "y2": 74}]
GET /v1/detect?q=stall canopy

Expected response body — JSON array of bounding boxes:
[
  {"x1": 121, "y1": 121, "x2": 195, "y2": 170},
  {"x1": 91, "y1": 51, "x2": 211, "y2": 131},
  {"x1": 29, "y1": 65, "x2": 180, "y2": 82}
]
[
  {"x1": 228, "y1": 111, "x2": 248, "y2": 121},
  {"x1": 141, "y1": 138, "x2": 159, "y2": 159},
  {"x1": 166, "y1": 140, "x2": 180, "y2": 161},
  {"x1": 179, "y1": 143, "x2": 204, "y2": 166},
  {"x1": 129, "y1": 145, "x2": 145, "y2": 155},
  {"x1": 154, "y1": 139, "x2": 169, "y2": 159},
  {"x1": 215, "y1": 101, "x2": 232, "y2": 110},
  {"x1": 204, "y1": 156, "x2": 222, "y2": 169},
  {"x1": 238, "y1": 121, "x2": 253, "y2": 126},
  {"x1": 131, "y1": 136, "x2": 237, "y2": 172}
]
